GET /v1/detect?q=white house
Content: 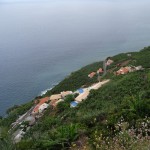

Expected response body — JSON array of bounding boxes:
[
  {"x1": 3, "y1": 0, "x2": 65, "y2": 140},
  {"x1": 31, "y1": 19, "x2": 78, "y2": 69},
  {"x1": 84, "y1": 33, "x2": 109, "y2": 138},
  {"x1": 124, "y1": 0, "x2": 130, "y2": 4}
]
[
  {"x1": 38, "y1": 103, "x2": 49, "y2": 113},
  {"x1": 106, "y1": 59, "x2": 114, "y2": 66},
  {"x1": 135, "y1": 66, "x2": 143, "y2": 71},
  {"x1": 24, "y1": 116, "x2": 36, "y2": 126},
  {"x1": 14, "y1": 129, "x2": 25, "y2": 143},
  {"x1": 75, "y1": 90, "x2": 90, "y2": 102},
  {"x1": 50, "y1": 94, "x2": 62, "y2": 101}
]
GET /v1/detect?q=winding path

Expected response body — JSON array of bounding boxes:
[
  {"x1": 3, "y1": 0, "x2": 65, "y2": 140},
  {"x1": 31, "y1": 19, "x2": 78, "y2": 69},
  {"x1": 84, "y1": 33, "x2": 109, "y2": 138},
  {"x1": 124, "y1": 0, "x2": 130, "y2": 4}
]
[{"x1": 102, "y1": 59, "x2": 107, "y2": 77}]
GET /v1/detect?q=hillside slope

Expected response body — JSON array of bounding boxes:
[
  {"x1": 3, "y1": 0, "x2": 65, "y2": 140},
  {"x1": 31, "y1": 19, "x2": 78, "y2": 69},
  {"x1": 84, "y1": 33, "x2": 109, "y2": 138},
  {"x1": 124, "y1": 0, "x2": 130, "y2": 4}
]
[{"x1": 0, "y1": 47, "x2": 150, "y2": 150}]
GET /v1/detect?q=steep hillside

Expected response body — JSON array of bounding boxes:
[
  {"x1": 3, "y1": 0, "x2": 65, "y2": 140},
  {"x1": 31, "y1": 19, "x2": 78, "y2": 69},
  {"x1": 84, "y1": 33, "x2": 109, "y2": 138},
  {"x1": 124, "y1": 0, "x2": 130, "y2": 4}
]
[{"x1": 0, "y1": 47, "x2": 150, "y2": 150}]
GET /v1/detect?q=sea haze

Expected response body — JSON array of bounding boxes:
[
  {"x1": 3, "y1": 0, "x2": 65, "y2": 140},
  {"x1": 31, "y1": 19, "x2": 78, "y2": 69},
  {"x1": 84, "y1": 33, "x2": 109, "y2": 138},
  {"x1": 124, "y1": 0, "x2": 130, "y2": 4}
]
[{"x1": 0, "y1": 0, "x2": 150, "y2": 116}]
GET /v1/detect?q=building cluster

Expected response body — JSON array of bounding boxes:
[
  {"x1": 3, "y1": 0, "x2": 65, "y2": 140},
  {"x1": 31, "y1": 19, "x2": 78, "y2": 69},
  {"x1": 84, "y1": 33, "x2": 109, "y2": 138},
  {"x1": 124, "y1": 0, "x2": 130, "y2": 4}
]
[
  {"x1": 106, "y1": 58, "x2": 114, "y2": 66},
  {"x1": 88, "y1": 59, "x2": 114, "y2": 79},
  {"x1": 32, "y1": 91, "x2": 73, "y2": 115},
  {"x1": 70, "y1": 80, "x2": 110, "y2": 107},
  {"x1": 12, "y1": 54, "x2": 145, "y2": 144},
  {"x1": 12, "y1": 58, "x2": 114, "y2": 143},
  {"x1": 115, "y1": 65, "x2": 143, "y2": 75},
  {"x1": 31, "y1": 79, "x2": 109, "y2": 112},
  {"x1": 12, "y1": 78, "x2": 110, "y2": 144},
  {"x1": 88, "y1": 68, "x2": 104, "y2": 78}
]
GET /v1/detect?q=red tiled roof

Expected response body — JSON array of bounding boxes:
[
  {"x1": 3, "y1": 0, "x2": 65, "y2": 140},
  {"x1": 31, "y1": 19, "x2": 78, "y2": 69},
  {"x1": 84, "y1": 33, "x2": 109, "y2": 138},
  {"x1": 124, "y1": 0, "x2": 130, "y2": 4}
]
[
  {"x1": 97, "y1": 68, "x2": 103, "y2": 73},
  {"x1": 39, "y1": 97, "x2": 49, "y2": 104},
  {"x1": 32, "y1": 97, "x2": 49, "y2": 114},
  {"x1": 116, "y1": 67, "x2": 129, "y2": 75},
  {"x1": 88, "y1": 72, "x2": 96, "y2": 78},
  {"x1": 121, "y1": 67, "x2": 129, "y2": 74}
]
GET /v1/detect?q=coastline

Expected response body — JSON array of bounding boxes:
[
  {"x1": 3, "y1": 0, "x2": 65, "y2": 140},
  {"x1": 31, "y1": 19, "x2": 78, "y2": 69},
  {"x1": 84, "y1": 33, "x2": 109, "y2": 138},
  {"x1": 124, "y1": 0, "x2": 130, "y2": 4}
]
[
  {"x1": 40, "y1": 82, "x2": 60, "y2": 96},
  {"x1": 0, "y1": 48, "x2": 140, "y2": 117}
]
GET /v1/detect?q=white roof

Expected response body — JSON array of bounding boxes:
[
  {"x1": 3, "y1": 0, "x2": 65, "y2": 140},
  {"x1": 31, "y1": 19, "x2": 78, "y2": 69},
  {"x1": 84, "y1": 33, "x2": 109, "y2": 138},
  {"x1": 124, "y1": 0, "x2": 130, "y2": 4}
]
[
  {"x1": 55, "y1": 99, "x2": 64, "y2": 104},
  {"x1": 38, "y1": 103, "x2": 49, "y2": 112},
  {"x1": 50, "y1": 94, "x2": 61, "y2": 100},
  {"x1": 25, "y1": 116, "x2": 36, "y2": 125},
  {"x1": 135, "y1": 66, "x2": 143, "y2": 70},
  {"x1": 61, "y1": 91, "x2": 72, "y2": 97},
  {"x1": 75, "y1": 90, "x2": 90, "y2": 102},
  {"x1": 90, "y1": 80, "x2": 110, "y2": 90}
]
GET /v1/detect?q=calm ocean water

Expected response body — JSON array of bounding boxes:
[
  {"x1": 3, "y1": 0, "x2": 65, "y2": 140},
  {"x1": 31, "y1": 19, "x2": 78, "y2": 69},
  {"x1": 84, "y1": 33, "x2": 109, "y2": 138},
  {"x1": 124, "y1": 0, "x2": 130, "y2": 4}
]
[{"x1": 0, "y1": 0, "x2": 150, "y2": 116}]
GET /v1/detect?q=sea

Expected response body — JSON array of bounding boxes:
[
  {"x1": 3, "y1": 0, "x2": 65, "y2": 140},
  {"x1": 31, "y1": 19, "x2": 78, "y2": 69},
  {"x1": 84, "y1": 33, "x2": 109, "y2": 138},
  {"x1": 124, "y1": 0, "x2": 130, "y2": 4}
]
[{"x1": 0, "y1": 0, "x2": 150, "y2": 116}]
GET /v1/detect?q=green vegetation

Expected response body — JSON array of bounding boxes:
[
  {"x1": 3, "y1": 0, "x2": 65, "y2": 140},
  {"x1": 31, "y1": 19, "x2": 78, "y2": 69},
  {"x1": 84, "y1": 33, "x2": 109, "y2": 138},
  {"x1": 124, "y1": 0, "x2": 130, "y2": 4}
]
[
  {"x1": 0, "y1": 101, "x2": 34, "y2": 127},
  {"x1": 0, "y1": 46, "x2": 150, "y2": 150},
  {"x1": 44, "y1": 62, "x2": 103, "y2": 96}
]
